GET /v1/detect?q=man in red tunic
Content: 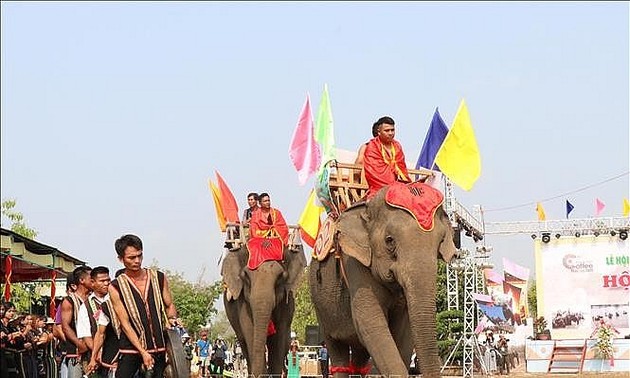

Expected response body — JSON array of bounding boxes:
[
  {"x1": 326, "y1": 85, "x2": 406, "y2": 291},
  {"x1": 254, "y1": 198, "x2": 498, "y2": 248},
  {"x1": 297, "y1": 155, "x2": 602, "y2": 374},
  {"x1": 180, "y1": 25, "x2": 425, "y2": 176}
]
[
  {"x1": 363, "y1": 116, "x2": 411, "y2": 198},
  {"x1": 247, "y1": 193, "x2": 289, "y2": 269}
]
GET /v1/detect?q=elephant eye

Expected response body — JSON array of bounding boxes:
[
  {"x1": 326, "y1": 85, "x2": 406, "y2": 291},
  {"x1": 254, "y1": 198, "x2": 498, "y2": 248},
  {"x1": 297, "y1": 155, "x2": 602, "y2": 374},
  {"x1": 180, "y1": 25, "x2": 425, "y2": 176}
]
[{"x1": 385, "y1": 235, "x2": 397, "y2": 256}]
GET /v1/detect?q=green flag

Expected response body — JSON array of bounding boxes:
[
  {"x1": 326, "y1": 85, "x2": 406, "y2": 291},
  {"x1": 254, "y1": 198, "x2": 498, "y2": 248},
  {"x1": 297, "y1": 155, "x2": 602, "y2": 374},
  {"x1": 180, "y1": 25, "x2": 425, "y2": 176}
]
[{"x1": 314, "y1": 84, "x2": 336, "y2": 169}]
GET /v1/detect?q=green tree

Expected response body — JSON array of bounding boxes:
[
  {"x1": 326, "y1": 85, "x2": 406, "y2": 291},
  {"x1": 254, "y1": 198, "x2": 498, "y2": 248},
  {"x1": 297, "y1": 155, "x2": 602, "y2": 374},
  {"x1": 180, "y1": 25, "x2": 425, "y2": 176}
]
[
  {"x1": 149, "y1": 261, "x2": 224, "y2": 335},
  {"x1": 209, "y1": 311, "x2": 236, "y2": 342},
  {"x1": 2, "y1": 199, "x2": 40, "y2": 310},
  {"x1": 436, "y1": 259, "x2": 464, "y2": 363},
  {"x1": 291, "y1": 267, "x2": 318, "y2": 344},
  {"x1": 527, "y1": 282, "x2": 537, "y2": 318},
  {"x1": 1, "y1": 199, "x2": 38, "y2": 239}
]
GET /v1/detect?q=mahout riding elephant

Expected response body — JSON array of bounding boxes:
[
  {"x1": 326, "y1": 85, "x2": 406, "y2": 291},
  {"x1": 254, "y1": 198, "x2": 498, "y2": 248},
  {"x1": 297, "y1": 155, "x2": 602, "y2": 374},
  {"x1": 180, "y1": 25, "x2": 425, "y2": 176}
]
[
  {"x1": 222, "y1": 242, "x2": 307, "y2": 377},
  {"x1": 309, "y1": 183, "x2": 458, "y2": 378}
]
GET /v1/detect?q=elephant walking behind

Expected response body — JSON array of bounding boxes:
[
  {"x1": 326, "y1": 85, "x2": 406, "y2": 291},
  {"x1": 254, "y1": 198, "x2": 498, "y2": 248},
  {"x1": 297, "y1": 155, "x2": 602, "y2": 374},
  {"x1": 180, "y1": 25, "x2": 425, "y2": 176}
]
[{"x1": 222, "y1": 243, "x2": 307, "y2": 377}]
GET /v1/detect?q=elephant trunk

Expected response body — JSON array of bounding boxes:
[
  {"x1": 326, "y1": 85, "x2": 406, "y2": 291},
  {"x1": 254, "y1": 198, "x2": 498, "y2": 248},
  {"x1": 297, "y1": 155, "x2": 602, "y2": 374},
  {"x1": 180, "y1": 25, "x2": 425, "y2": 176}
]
[
  {"x1": 251, "y1": 304, "x2": 274, "y2": 376},
  {"x1": 402, "y1": 272, "x2": 442, "y2": 378},
  {"x1": 249, "y1": 267, "x2": 280, "y2": 376}
]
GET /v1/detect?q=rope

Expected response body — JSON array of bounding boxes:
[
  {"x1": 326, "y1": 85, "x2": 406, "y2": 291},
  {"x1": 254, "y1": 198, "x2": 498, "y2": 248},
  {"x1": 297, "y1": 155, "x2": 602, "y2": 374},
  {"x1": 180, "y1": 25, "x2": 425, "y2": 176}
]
[{"x1": 484, "y1": 171, "x2": 629, "y2": 212}]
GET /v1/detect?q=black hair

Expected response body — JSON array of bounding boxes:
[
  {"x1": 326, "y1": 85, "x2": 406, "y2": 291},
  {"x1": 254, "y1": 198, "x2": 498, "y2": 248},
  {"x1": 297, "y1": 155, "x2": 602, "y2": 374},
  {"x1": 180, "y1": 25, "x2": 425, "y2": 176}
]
[
  {"x1": 1, "y1": 302, "x2": 15, "y2": 313},
  {"x1": 373, "y1": 116, "x2": 395, "y2": 136},
  {"x1": 247, "y1": 192, "x2": 259, "y2": 201},
  {"x1": 90, "y1": 266, "x2": 110, "y2": 279},
  {"x1": 371, "y1": 122, "x2": 380, "y2": 137},
  {"x1": 73, "y1": 265, "x2": 92, "y2": 283},
  {"x1": 115, "y1": 234, "x2": 143, "y2": 258},
  {"x1": 65, "y1": 271, "x2": 77, "y2": 291},
  {"x1": 258, "y1": 192, "x2": 270, "y2": 201}
]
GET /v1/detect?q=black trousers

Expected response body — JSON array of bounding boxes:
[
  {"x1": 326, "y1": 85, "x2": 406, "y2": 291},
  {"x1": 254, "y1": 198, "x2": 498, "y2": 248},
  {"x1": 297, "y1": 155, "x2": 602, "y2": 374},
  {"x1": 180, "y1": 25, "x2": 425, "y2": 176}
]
[
  {"x1": 115, "y1": 353, "x2": 165, "y2": 378},
  {"x1": 320, "y1": 360, "x2": 329, "y2": 378}
]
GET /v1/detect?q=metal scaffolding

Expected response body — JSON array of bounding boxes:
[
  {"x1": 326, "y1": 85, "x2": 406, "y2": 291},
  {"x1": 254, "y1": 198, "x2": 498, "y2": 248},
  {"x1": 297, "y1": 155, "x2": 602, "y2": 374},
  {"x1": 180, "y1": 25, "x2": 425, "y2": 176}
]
[{"x1": 484, "y1": 216, "x2": 629, "y2": 236}]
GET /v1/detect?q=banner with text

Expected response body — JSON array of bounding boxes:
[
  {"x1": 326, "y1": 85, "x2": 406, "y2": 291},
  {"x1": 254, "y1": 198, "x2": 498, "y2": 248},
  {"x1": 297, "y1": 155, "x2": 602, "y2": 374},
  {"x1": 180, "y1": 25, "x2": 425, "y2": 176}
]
[{"x1": 536, "y1": 235, "x2": 630, "y2": 339}]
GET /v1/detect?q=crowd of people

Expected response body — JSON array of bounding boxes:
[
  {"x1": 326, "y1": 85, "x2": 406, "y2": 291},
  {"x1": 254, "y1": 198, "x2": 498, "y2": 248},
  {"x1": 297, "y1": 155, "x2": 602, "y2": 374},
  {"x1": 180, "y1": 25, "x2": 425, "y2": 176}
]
[{"x1": 1, "y1": 234, "x2": 182, "y2": 378}]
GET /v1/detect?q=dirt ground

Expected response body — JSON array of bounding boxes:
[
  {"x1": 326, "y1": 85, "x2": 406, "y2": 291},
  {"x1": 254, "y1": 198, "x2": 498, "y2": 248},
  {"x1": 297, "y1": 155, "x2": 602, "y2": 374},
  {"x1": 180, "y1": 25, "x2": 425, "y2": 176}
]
[{"x1": 443, "y1": 360, "x2": 629, "y2": 378}]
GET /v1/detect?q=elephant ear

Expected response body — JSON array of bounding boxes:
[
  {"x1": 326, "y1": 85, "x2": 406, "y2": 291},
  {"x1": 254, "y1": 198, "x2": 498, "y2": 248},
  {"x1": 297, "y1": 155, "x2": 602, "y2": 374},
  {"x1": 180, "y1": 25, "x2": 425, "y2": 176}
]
[
  {"x1": 284, "y1": 245, "x2": 307, "y2": 296},
  {"x1": 221, "y1": 249, "x2": 245, "y2": 301},
  {"x1": 337, "y1": 204, "x2": 371, "y2": 267},
  {"x1": 436, "y1": 207, "x2": 458, "y2": 263}
]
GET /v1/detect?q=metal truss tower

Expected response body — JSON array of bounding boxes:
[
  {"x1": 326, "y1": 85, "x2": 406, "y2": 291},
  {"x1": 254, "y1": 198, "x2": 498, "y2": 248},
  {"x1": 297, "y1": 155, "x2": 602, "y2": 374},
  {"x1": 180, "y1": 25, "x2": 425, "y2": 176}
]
[
  {"x1": 443, "y1": 176, "x2": 490, "y2": 378},
  {"x1": 484, "y1": 216, "x2": 629, "y2": 236}
]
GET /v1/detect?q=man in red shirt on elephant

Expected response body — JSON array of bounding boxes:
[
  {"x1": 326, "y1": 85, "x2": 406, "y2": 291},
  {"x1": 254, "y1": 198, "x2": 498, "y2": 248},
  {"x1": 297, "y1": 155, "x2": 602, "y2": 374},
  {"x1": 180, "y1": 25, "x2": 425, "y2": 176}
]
[
  {"x1": 247, "y1": 192, "x2": 289, "y2": 269},
  {"x1": 363, "y1": 116, "x2": 411, "y2": 198}
]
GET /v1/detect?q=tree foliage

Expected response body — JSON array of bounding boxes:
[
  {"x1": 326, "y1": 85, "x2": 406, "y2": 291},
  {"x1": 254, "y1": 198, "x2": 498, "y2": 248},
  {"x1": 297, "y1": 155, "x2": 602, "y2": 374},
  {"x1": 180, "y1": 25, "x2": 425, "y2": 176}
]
[
  {"x1": 436, "y1": 259, "x2": 464, "y2": 363},
  {"x1": 149, "y1": 261, "x2": 224, "y2": 335},
  {"x1": 527, "y1": 282, "x2": 537, "y2": 318},
  {"x1": 291, "y1": 267, "x2": 318, "y2": 344},
  {"x1": 1, "y1": 199, "x2": 38, "y2": 239},
  {"x1": 209, "y1": 311, "x2": 236, "y2": 342}
]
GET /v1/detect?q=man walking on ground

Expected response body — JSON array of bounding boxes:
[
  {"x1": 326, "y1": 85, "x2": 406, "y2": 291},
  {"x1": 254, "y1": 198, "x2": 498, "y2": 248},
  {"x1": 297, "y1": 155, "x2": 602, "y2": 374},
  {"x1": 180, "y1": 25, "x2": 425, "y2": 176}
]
[
  {"x1": 318, "y1": 341, "x2": 329, "y2": 378},
  {"x1": 108, "y1": 234, "x2": 180, "y2": 378},
  {"x1": 211, "y1": 338, "x2": 227, "y2": 378},
  {"x1": 196, "y1": 331, "x2": 211, "y2": 378},
  {"x1": 77, "y1": 266, "x2": 111, "y2": 377},
  {"x1": 61, "y1": 265, "x2": 92, "y2": 378}
]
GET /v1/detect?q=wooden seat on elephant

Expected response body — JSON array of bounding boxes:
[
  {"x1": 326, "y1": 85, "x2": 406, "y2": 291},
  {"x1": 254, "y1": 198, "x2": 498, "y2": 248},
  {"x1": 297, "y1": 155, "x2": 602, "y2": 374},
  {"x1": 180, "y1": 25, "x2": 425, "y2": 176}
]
[
  {"x1": 224, "y1": 223, "x2": 302, "y2": 251},
  {"x1": 327, "y1": 161, "x2": 435, "y2": 211}
]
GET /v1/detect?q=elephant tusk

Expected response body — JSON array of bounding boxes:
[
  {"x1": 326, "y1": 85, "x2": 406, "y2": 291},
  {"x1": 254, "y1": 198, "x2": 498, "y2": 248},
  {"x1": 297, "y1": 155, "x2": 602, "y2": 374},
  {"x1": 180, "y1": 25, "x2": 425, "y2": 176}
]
[{"x1": 226, "y1": 288, "x2": 235, "y2": 301}]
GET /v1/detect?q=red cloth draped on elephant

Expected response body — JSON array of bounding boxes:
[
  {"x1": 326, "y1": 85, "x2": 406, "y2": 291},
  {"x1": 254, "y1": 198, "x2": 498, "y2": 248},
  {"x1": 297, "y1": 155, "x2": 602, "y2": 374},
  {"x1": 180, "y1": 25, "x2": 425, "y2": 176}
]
[
  {"x1": 363, "y1": 136, "x2": 410, "y2": 199},
  {"x1": 247, "y1": 208, "x2": 289, "y2": 269}
]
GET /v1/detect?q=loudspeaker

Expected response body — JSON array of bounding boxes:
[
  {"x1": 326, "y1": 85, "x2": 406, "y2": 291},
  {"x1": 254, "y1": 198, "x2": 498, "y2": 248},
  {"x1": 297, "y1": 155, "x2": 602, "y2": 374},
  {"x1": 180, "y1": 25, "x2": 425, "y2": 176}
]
[
  {"x1": 305, "y1": 325, "x2": 321, "y2": 346},
  {"x1": 453, "y1": 226, "x2": 461, "y2": 249}
]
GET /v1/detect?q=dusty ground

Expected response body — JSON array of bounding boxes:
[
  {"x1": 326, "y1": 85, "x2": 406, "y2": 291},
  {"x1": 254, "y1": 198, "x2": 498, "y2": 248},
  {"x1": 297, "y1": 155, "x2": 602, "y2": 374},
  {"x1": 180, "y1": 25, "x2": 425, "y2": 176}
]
[{"x1": 443, "y1": 361, "x2": 629, "y2": 377}]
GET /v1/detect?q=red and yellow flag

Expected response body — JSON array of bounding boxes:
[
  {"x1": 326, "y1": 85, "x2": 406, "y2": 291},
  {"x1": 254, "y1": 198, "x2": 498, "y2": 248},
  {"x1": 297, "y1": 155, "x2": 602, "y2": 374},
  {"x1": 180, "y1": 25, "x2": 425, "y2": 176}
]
[
  {"x1": 536, "y1": 202, "x2": 546, "y2": 221},
  {"x1": 3, "y1": 255, "x2": 12, "y2": 302},
  {"x1": 215, "y1": 171, "x2": 240, "y2": 223},
  {"x1": 208, "y1": 180, "x2": 227, "y2": 232},
  {"x1": 49, "y1": 270, "x2": 57, "y2": 318}
]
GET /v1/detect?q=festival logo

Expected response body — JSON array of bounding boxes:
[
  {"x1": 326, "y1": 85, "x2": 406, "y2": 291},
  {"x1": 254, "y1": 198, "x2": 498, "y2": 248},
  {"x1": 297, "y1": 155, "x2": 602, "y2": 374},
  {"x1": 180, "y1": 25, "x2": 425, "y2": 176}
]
[{"x1": 562, "y1": 253, "x2": 594, "y2": 273}]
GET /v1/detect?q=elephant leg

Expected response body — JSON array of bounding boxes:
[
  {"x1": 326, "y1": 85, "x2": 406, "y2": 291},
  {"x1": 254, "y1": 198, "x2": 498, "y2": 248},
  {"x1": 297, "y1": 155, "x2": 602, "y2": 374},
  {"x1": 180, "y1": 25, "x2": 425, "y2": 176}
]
[
  {"x1": 389, "y1": 298, "x2": 413, "y2": 373},
  {"x1": 346, "y1": 261, "x2": 408, "y2": 377},
  {"x1": 349, "y1": 346, "x2": 370, "y2": 377},
  {"x1": 327, "y1": 339, "x2": 350, "y2": 378},
  {"x1": 226, "y1": 297, "x2": 254, "y2": 373},
  {"x1": 267, "y1": 300, "x2": 294, "y2": 376}
]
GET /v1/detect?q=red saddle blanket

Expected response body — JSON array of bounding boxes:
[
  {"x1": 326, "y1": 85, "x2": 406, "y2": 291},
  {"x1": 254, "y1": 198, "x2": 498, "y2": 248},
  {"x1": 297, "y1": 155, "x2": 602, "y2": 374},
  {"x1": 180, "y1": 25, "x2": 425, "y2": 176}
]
[
  {"x1": 246, "y1": 237, "x2": 284, "y2": 270},
  {"x1": 384, "y1": 182, "x2": 444, "y2": 231}
]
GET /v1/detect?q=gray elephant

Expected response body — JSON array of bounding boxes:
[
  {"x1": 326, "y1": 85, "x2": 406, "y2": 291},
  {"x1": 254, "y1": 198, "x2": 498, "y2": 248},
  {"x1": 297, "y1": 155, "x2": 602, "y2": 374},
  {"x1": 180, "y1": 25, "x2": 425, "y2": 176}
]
[
  {"x1": 309, "y1": 184, "x2": 458, "y2": 378},
  {"x1": 222, "y1": 242, "x2": 307, "y2": 377}
]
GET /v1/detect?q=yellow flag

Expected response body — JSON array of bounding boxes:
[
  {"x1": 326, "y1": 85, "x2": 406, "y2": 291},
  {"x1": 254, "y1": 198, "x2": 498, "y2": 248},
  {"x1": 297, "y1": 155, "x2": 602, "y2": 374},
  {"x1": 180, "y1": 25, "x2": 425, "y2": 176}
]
[
  {"x1": 624, "y1": 198, "x2": 630, "y2": 217},
  {"x1": 298, "y1": 189, "x2": 324, "y2": 248},
  {"x1": 208, "y1": 179, "x2": 227, "y2": 232},
  {"x1": 536, "y1": 202, "x2": 546, "y2": 221},
  {"x1": 434, "y1": 99, "x2": 481, "y2": 191}
]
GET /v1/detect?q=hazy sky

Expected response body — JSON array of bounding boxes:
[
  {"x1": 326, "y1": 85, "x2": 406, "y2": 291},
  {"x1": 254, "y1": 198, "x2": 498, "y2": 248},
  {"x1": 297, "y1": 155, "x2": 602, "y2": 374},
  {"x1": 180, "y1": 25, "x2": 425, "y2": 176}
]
[{"x1": 2, "y1": 2, "x2": 628, "y2": 284}]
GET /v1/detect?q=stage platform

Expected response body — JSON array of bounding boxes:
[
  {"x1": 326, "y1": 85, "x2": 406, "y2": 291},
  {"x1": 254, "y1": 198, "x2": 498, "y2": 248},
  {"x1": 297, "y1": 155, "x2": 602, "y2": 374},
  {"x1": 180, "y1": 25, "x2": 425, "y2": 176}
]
[{"x1": 526, "y1": 338, "x2": 630, "y2": 373}]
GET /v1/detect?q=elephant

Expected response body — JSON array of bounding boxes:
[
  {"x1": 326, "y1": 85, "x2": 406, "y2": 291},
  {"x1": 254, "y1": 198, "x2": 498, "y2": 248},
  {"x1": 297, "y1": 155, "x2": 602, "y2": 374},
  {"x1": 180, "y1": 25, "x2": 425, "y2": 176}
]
[
  {"x1": 222, "y1": 241, "x2": 307, "y2": 377},
  {"x1": 309, "y1": 184, "x2": 458, "y2": 378}
]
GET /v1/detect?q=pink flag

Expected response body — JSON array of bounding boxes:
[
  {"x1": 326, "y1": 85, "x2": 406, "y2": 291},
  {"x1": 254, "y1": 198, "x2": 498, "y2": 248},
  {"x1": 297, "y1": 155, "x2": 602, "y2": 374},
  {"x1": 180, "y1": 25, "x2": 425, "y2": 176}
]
[
  {"x1": 595, "y1": 198, "x2": 606, "y2": 217},
  {"x1": 484, "y1": 269, "x2": 504, "y2": 284},
  {"x1": 289, "y1": 95, "x2": 321, "y2": 186},
  {"x1": 502, "y1": 258, "x2": 530, "y2": 281},
  {"x1": 474, "y1": 316, "x2": 488, "y2": 335}
]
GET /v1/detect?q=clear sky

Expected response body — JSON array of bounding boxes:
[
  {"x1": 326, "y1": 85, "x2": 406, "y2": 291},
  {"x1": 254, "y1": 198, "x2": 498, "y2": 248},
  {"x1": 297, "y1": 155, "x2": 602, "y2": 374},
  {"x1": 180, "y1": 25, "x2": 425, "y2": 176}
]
[{"x1": 2, "y1": 2, "x2": 628, "y2": 284}]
